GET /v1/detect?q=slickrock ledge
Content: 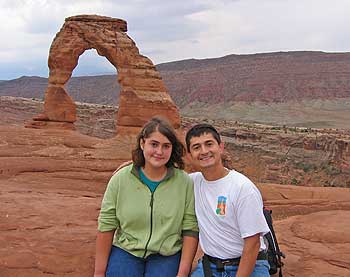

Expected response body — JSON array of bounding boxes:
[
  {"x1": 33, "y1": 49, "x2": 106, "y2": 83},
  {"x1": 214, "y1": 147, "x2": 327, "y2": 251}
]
[
  {"x1": 1, "y1": 98, "x2": 350, "y2": 276},
  {"x1": 26, "y1": 14, "x2": 180, "y2": 132}
]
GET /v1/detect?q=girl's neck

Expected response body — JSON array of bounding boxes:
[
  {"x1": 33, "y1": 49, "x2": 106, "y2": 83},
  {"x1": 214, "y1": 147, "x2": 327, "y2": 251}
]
[{"x1": 142, "y1": 164, "x2": 168, "y2": 181}]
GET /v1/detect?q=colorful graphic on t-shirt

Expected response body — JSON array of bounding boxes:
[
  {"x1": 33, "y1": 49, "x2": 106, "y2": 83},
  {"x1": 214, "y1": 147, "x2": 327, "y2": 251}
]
[{"x1": 216, "y1": 196, "x2": 227, "y2": 216}]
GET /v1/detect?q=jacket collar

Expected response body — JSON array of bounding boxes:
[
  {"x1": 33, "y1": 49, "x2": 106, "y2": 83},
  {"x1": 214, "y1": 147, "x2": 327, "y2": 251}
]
[{"x1": 131, "y1": 164, "x2": 174, "y2": 182}]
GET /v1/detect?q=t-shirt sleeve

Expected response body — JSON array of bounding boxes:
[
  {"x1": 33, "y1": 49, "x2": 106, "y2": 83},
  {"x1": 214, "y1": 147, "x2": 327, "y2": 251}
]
[
  {"x1": 188, "y1": 172, "x2": 198, "y2": 182},
  {"x1": 97, "y1": 175, "x2": 120, "y2": 232},
  {"x1": 235, "y1": 185, "x2": 270, "y2": 238}
]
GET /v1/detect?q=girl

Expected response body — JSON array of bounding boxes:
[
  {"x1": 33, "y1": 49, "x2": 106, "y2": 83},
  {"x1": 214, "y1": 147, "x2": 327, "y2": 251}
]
[{"x1": 94, "y1": 117, "x2": 198, "y2": 277}]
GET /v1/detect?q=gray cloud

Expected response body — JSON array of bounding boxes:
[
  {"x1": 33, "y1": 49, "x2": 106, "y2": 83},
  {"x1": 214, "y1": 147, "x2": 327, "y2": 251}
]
[{"x1": 1, "y1": 0, "x2": 350, "y2": 79}]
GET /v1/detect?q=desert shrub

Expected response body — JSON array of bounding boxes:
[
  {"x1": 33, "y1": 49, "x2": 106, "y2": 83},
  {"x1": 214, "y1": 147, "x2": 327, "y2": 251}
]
[
  {"x1": 271, "y1": 126, "x2": 281, "y2": 131},
  {"x1": 322, "y1": 164, "x2": 342, "y2": 176},
  {"x1": 295, "y1": 161, "x2": 316, "y2": 172}
]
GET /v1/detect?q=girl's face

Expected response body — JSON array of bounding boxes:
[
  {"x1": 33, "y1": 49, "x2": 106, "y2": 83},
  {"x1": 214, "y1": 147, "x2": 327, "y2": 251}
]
[{"x1": 140, "y1": 131, "x2": 173, "y2": 170}]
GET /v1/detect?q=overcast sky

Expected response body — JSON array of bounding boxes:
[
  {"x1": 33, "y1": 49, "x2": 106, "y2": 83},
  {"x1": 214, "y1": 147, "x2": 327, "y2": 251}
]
[{"x1": 1, "y1": 0, "x2": 350, "y2": 80}]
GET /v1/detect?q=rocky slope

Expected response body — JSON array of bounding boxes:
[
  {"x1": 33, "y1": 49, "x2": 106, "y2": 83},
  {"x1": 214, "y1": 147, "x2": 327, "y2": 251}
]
[
  {"x1": 1, "y1": 51, "x2": 350, "y2": 128},
  {"x1": 2, "y1": 96, "x2": 349, "y2": 188},
  {"x1": 0, "y1": 75, "x2": 120, "y2": 104},
  {"x1": 1, "y1": 96, "x2": 117, "y2": 139},
  {"x1": 158, "y1": 51, "x2": 350, "y2": 104},
  {"x1": 1, "y1": 96, "x2": 350, "y2": 276},
  {"x1": 0, "y1": 98, "x2": 350, "y2": 276}
]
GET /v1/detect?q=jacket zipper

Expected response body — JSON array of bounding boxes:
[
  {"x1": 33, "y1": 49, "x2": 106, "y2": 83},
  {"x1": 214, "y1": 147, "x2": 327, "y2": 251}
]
[{"x1": 143, "y1": 191, "x2": 154, "y2": 258}]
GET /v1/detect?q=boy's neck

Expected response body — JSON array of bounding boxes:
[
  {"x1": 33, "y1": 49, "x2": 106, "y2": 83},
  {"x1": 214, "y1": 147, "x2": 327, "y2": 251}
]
[{"x1": 202, "y1": 164, "x2": 229, "y2": 181}]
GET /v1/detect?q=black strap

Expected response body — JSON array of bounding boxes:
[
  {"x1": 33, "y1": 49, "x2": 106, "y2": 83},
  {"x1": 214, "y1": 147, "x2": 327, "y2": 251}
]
[
  {"x1": 202, "y1": 255, "x2": 212, "y2": 277},
  {"x1": 264, "y1": 208, "x2": 285, "y2": 277},
  {"x1": 202, "y1": 251, "x2": 269, "y2": 276}
]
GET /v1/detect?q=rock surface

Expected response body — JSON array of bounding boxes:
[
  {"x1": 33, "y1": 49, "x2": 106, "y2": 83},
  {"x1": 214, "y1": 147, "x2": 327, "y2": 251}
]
[
  {"x1": 1, "y1": 97, "x2": 350, "y2": 276},
  {"x1": 27, "y1": 14, "x2": 180, "y2": 132},
  {"x1": 0, "y1": 124, "x2": 349, "y2": 276},
  {"x1": 3, "y1": 96, "x2": 350, "y2": 187},
  {"x1": 158, "y1": 51, "x2": 350, "y2": 104},
  {"x1": 2, "y1": 51, "x2": 350, "y2": 129}
]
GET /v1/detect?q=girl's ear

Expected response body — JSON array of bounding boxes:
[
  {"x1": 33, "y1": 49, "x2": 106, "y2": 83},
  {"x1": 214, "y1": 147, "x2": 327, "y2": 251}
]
[{"x1": 140, "y1": 139, "x2": 144, "y2": 151}]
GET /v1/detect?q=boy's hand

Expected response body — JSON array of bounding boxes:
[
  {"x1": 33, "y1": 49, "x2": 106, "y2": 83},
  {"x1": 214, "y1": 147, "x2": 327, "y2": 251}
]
[{"x1": 113, "y1": 160, "x2": 132, "y2": 175}]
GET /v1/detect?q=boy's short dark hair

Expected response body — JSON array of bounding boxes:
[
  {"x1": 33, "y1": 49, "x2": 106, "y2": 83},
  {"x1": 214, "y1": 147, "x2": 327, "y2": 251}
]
[{"x1": 185, "y1": 123, "x2": 221, "y2": 152}]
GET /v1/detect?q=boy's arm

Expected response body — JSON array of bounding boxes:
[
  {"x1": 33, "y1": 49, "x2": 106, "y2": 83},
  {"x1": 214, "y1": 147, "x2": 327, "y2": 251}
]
[
  {"x1": 113, "y1": 160, "x2": 132, "y2": 175},
  {"x1": 236, "y1": 233, "x2": 260, "y2": 277}
]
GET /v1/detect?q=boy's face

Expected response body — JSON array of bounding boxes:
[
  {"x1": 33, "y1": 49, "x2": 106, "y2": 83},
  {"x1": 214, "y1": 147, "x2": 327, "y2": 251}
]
[{"x1": 188, "y1": 132, "x2": 224, "y2": 170}]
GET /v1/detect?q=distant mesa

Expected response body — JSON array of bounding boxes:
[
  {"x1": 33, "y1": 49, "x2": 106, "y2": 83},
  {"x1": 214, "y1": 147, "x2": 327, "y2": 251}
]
[{"x1": 26, "y1": 14, "x2": 180, "y2": 132}]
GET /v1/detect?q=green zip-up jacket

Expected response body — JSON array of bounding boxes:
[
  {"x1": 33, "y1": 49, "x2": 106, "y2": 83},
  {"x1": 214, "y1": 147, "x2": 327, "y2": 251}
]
[{"x1": 98, "y1": 164, "x2": 199, "y2": 258}]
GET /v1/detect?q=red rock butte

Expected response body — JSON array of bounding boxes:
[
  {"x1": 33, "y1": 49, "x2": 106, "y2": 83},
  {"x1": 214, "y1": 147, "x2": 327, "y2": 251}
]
[{"x1": 26, "y1": 14, "x2": 180, "y2": 133}]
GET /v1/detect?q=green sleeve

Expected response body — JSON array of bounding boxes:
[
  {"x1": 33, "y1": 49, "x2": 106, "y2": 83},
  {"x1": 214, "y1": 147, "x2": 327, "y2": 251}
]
[
  {"x1": 182, "y1": 175, "x2": 199, "y2": 237},
  {"x1": 97, "y1": 175, "x2": 120, "y2": 232}
]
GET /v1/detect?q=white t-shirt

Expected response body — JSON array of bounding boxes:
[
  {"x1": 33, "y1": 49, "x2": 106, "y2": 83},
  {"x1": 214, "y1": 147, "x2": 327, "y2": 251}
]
[{"x1": 190, "y1": 170, "x2": 270, "y2": 259}]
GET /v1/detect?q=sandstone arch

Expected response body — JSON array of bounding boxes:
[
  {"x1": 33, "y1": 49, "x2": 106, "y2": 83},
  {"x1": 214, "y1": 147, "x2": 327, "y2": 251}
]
[{"x1": 28, "y1": 15, "x2": 180, "y2": 132}]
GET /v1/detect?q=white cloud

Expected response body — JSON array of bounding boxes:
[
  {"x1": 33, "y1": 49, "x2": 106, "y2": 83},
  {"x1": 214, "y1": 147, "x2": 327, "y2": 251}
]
[
  {"x1": 175, "y1": 0, "x2": 350, "y2": 57},
  {"x1": 1, "y1": 0, "x2": 350, "y2": 79}
]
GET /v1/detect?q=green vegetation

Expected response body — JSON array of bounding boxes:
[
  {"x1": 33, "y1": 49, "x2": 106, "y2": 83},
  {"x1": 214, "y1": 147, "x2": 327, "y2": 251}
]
[
  {"x1": 321, "y1": 163, "x2": 342, "y2": 176},
  {"x1": 295, "y1": 161, "x2": 317, "y2": 172}
]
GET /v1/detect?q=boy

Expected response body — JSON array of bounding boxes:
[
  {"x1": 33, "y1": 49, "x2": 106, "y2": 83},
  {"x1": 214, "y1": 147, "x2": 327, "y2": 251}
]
[{"x1": 186, "y1": 124, "x2": 270, "y2": 277}]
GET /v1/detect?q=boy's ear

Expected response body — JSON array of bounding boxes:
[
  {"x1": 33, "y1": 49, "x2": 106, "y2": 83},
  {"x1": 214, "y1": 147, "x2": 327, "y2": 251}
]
[{"x1": 219, "y1": 141, "x2": 225, "y2": 153}]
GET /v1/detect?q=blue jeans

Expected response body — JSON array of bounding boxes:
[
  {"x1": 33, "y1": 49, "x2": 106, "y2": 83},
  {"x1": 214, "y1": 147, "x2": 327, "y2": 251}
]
[
  {"x1": 106, "y1": 246, "x2": 181, "y2": 277},
  {"x1": 191, "y1": 258, "x2": 270, "y2": 277}
]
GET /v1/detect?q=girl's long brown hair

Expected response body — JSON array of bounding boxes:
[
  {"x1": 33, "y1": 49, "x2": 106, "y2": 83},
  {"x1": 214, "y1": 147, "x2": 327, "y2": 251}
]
[{"x1": 132, "y1": 117, "x2": 185, "y2": 169}]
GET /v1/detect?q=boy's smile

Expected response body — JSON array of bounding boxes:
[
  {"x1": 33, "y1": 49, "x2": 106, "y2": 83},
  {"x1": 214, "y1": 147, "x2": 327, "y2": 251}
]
[{"x1": 189, "y1": 132, "x2": 224, "y2": 170}]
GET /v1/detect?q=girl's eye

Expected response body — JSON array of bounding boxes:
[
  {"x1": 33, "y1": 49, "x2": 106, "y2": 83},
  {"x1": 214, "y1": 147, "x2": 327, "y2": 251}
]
[
  {"x1": 151, "y1": 142, "x2": 158, "y2": 147},
  {"x1": 163, "y1": 144, "x2": 171, "y2": 149}
]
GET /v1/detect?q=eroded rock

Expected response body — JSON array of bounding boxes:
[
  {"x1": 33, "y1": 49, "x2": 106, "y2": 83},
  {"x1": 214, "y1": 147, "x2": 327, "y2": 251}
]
[{"x1": 27, "y1": 15, "x2": 180, "y2": 132}]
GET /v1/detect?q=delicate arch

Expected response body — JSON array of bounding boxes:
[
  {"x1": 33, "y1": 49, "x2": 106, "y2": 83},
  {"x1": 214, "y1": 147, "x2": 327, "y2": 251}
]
[{"x1": 29, "y1": 15, "x2": 180, "y2": 132}]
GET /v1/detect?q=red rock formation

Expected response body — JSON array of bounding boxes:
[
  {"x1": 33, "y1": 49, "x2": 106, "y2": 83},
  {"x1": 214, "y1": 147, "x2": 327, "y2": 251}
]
[
  {"x1": 1, "y1": 124, "x2": 350, "y2": 276},
  {"x1": 2, "y1": 98, "x2": 350, "y2": 275},
  {"x1": 158, "y1": 51, "x2": 350, "y2": 106},
  {"x1": 27, "y1": 15, "x2": 180, "y2": 132}
]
